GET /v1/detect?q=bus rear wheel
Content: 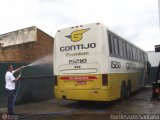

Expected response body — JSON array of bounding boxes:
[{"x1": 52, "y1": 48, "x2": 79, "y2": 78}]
[
  {"x1": 120, "y1": 82, "x2": 128, "y2": 100},
  {"x1": 127, "y1": 80, "x2": 131, "y2": 98}
]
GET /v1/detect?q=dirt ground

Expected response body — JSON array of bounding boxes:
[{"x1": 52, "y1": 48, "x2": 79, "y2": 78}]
[{"x1": 0, "y1": 87, "x2": 160, "y2": 120}]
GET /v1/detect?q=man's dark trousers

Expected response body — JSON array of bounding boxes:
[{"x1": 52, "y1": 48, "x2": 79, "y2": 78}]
[{"x1": 6, "y1": 89, "x2": 15, "y2": 115}]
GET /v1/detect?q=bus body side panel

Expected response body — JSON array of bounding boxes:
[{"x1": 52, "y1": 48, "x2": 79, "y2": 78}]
[{"x1": 107, "y1": 72, "x2": 142, "y2": 99}]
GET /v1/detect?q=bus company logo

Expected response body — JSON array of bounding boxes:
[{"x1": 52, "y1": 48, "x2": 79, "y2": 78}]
[{"x1": 65, "y1": 28, "x2": 90, "y2": 42}]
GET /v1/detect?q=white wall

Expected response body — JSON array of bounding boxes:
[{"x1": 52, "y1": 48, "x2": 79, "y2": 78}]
[
  {"x1": 147, "y1": 51, "x2": 160, "y2": 67},
  {"x1": 0, "y1": 26, "x2": 37, "y2": 47}
]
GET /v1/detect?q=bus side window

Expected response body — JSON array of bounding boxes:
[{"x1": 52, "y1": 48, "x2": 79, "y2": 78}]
[
  {"x1": 137, "y1": 50, "x2": 141, "y2": 62},
  {"x1": 111, "y1": 35, "x2": 115, "y2": 55},
  {"x1": 140, "y1": 51, "x2": 143, "y2": 62},
  {"x1": 119, "y1": 39, "x2": 123, "y2": 57},
  {"x1": 113, "y1": 37, "x2": 119, "y2": 56},
  {"x1": 142, "y1": 52, "x2": 144, "y2": 63},
  {"x1": 126, "y1": 43, "x2": 130, "y2": 59},
  {"x1": 108, "y1": 33, "x2": 112, "y2": 54},
  {"x1": 129, "y1": 45, "x2": 133, "y2": 59},
  {"x1": 132, "y1": 47, "x2": 136, "y2": 60},
  {"x1": 122, "y1": 41, "x2": 127, "y2": 58},
  {"x1": 135, "y1": 49, "x2": 138, "y2": 61}
]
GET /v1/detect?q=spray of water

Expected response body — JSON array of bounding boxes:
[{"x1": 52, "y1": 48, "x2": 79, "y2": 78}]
[{"x1": 26, "y1": 55, "x2": 53, "y2": 67}]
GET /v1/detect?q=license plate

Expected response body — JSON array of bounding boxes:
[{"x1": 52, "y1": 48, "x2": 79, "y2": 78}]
[{"x1": 77, "y1": 81, "x2": 86, "y2": 85}]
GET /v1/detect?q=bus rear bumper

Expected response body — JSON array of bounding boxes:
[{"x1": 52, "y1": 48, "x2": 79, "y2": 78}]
[{"x1": 54, "y1": 88, "x2": 117, "y2": 101}]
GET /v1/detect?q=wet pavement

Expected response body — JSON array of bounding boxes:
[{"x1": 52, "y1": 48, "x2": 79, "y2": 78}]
[{"x1": 0, "y1": 87, "x2": 160, "y2": 120}]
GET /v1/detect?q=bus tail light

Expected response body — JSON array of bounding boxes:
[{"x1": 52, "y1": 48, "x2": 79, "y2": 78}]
[
  {"x1": 54, "y1": 76, "x2": 57, "y2": 85},
  {"x1": 102, "y1": 74, "x2": 108, "y2": 86},
  {"x1": 59, "y1": 76, "x2": 98, "y2": 81}
]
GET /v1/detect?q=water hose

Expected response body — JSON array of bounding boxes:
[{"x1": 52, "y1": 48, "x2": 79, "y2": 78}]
[
  {"x1": 12, "y1": 66, "x2": 76, "y2": 119},
  {"x1": 13, "y1": 70, "x2": 22, "y2": 107}
]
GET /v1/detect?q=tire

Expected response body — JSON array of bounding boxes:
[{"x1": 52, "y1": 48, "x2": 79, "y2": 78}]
[
  {"x1": 120, "y1": 82, "x2": 128, "y2": 100},
  {"x1": 127, "y1": 80, "x2": 131, "y2": 98}
]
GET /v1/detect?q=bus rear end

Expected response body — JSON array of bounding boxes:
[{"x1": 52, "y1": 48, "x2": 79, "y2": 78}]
[{"x1": 54, "y1": 23, "x2": 110, "y2": 101}]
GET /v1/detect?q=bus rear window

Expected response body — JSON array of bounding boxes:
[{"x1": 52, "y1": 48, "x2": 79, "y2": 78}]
[{"x1": 60, "y1": 68, "x2": 98, "y2": 74}]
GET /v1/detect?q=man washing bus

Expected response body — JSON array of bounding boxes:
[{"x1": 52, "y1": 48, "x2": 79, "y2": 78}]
[{"x1": 5, "y1": 65, "x2": 24, "y2": 115}]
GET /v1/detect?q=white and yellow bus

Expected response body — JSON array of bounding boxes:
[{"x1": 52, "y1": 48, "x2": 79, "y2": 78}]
[{"x1": 54, "y1": 23, "x2": 148, "y2": 101}]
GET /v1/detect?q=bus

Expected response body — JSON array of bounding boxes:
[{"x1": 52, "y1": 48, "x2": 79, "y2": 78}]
[{"x1": 54, "y1": 23, "x2": 148, "y2": 101}]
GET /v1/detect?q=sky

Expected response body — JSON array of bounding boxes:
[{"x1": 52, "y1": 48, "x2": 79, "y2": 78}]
[{"x1": 0, "y1": 0, "x2": 159, "y2": 51}]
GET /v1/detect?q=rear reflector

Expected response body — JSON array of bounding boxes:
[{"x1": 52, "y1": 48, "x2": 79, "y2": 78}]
[
  {"x1": 60, "y1": 76, "x2": 99, "y2": 81},
  {"x1": 102, "y1": 74, "x2": 108, "y2": 86}
]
